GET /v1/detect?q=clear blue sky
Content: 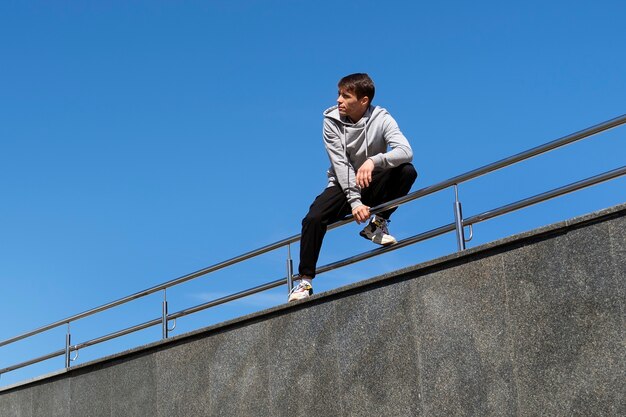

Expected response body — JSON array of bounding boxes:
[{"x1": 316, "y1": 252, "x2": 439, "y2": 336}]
[{"x1": 1, "y1": 0, "x2": 625, "y2": 387}]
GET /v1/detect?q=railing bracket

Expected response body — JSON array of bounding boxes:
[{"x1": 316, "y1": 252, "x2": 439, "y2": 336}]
[
  {"x1": 168, "y1": 318, "x2": 177, "y2": 333},
  {"x1": 465, "y1": 224, "x2": 474, "y2": 242}
]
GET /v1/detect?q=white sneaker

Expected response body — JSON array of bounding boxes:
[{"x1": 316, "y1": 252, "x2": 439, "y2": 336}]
[
  {"x1": 288, "y1": 280, "x2": 313, "y2": 302},
  {"x1": 359, "y1": 216, "x2": 397, "y2": 245}
]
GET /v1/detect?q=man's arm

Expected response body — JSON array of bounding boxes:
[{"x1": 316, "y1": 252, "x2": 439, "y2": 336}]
[
  {"x1": 368, "y1": 112, "x2": 413, "y2": 169},
  {"x1": 357, "y1": 111, "x2": 412, "y2": 189},
  {"x1": 323, "y1": 119, "x2": 368, "y2": 219}
]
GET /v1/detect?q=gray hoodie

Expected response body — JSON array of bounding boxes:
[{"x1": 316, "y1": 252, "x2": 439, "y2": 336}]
[{"x1": 323, "y1": 104, "x2": 414, "y2": 210}]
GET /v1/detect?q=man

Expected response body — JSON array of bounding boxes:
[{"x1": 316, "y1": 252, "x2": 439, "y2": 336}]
[{"x1": 288, "y1": 73, "x2": 417, "y2": 302}]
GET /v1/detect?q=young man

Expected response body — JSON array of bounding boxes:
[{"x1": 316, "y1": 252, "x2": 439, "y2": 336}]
[{"x1": 288, "y1": 73, "x2": 417, "y2": 302}]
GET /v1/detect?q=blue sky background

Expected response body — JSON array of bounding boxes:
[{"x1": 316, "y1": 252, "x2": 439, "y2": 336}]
[{"x1": 1, "y1": 0, "x2": 625, "y2": 387}]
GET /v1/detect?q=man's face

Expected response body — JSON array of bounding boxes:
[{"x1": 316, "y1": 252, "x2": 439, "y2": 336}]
[{"x1": 337, "y1": 88, "x2": 369, "y2": 122}]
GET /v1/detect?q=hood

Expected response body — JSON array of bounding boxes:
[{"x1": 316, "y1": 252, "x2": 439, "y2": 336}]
[{"x1": 323, "y1": 104, "x2": 384, "y2": 126}]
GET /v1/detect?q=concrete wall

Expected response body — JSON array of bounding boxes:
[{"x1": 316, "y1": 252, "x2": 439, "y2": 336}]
[{"x1": 1, "y1": 204, "x2": 625, "y2": 417}]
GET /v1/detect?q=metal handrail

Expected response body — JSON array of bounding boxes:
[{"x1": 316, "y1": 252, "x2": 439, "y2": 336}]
[
  {"x1": 3, "y1": 165, "x2": 624, "y2": 377},
  {"x1": 1, "y1": 114, "x2": 625, "y2": 384},
  {"x1": 0, "y1": 237, "x2": 299, "y2": 348},
  {"x1": 365, "y1": 113, "x2": 626, "y2": 216},
  {"x1": 464, "y1": 166, "x2": 626, "y2": 225}
]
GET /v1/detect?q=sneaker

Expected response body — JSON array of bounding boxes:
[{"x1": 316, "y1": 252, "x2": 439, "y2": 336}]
[
  {"x1": 288, "y1": 280, "x2": 313, "y2": 302},
  {"x1": 359, "y1": 216, "x2": 397, "y2": 245}
]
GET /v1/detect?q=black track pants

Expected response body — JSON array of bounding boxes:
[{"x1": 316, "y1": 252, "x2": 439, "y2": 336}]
[{"x1": 299, "y1": 163, "x2": 417, "y2": 278}]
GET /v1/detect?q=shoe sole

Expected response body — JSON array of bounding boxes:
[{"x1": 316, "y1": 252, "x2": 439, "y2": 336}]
[
  {"x1": 361, "y1": 232, "x2": 397, "y2": 246},
  {"x1": 375, "y1": 238, "x2": 397, "y2": 246},
  {"x1": 288, "y1": 293, "x2": 311, "y2": 302}
]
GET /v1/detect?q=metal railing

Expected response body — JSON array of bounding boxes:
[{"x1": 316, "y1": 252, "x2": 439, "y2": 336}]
[{"x1": 1, "y1": 114, "x2": 625, "y2": 386}]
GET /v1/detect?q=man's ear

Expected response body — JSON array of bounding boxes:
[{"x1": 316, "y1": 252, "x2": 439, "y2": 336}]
[{"x1": 360, "y1": 96, "x2": 370, "y2": 106}]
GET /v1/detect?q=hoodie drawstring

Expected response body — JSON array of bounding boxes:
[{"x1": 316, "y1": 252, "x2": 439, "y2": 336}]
[{"x1": 360, "y1": 109, "x2": 370, "y2": 159}]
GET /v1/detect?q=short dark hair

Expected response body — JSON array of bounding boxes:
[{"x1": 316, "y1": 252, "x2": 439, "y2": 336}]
[{"x1": 338, "y1": 73, "x2": 375, "y2": 104}]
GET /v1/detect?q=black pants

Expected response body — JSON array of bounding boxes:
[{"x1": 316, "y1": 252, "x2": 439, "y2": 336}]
[{"x1": 299, "y1": 163, "x2": 417, "y2": 278}]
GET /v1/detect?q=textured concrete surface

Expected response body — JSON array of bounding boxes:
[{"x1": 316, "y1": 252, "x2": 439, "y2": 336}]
[
  {"x1": 111, "y1": 354, "x2": 157, "y2": 417},
  {"x1": 32, "y1": 378, "x2": 69, "y2": 417},
  {"x1": 1, "y1": 388, "x2": 32, "y2": 417},
  {"x1": 333, "y1": 279, "x2": 422, "y2": 417},
  {"x1": 70, "y1": 364, "x2": 112, "y2": 417},
  {"x1": 1, "y1": 203, "x2": 625, "y2": 416},
  {"x1": 156, "y1": 320, "x2": 271, "y2": 417},
  {"x1": 416, "y1": 255, "x2": 517, "y2": 417},
  {"x1": 522, "y1": 218, "x2": 623, "y2": 416},
  {"x1": 268, "y1": 301, "x2": 342, "y2": 416}
]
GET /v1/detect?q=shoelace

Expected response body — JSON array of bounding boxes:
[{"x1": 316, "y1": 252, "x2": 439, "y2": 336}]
[
  {"x1": 289, "y1": 281, "x2": 311, "y2": 294},
  {"x1": 374, "y1": 218, "x2": 390, "y2": 235}
]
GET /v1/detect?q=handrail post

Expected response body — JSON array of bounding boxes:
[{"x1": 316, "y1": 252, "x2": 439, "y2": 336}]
[
  {"x1": 162, "y1": 289, "x2": 169, "y2": 339},
  {"x1": 286, "y1": 243, "x2": 294, "y2": 293},
  {"x1": 64, "y1": 323, "x2": 71, "y2": 369},
  {"x1": 453, "y1": 184, "x2": 467, "y2": 251}
]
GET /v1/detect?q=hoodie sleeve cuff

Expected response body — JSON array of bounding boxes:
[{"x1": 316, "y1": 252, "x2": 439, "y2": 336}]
[
  {"x1": 369, "y1": 154, "x2": 384, "y2": 167},
  {"x1": 350, "y1": 200, "x2": 363, "y2": 211}
]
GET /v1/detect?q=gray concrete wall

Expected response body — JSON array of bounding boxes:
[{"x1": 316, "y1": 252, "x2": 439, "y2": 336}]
[{"x1": 1, "y1": 204, "x2": 625, "y2": 417}]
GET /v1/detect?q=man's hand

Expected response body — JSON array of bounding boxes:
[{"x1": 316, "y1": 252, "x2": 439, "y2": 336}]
[
  {"x1": 356, "y1": 158, "x2": 375, "y2": 188},
  {"x1": 352, "y1": 205, "x2": 371, "y2": 224}
]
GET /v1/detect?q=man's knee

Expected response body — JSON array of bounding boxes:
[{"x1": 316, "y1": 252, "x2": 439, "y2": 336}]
[
  {"x1": 399, "y1": 163, "x2": 418, "y2": 183},
  {"x1": 302, "y1": 210, "x2": 322, "y2": 228}
]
